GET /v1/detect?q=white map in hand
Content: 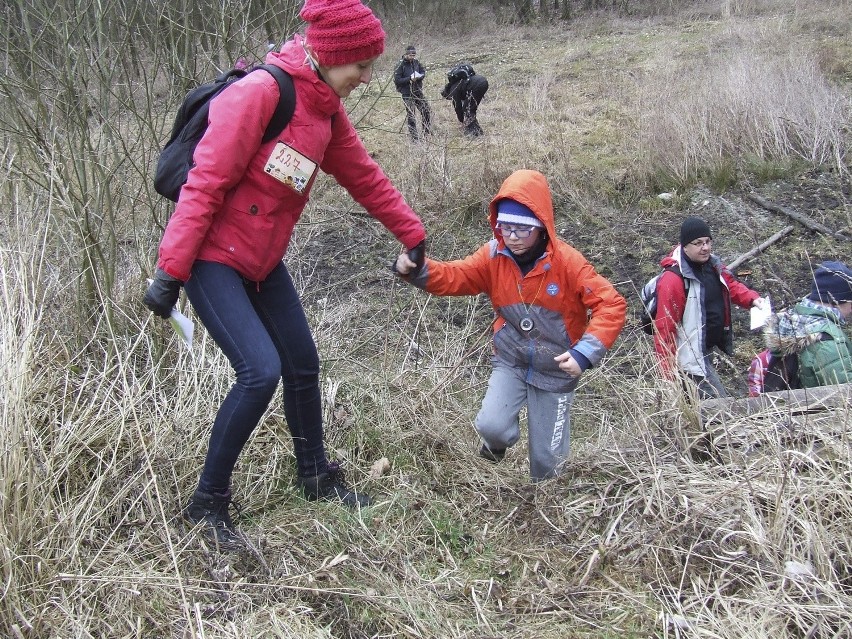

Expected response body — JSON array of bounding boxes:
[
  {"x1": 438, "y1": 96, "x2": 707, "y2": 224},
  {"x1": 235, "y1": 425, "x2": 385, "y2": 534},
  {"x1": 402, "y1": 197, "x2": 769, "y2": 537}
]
[
  {"x1": 169, "y1": 308, "x2": 195, "y2": 349},
  {"x1": 750, "y1": 296, "x2": 772, "y2": 330}
]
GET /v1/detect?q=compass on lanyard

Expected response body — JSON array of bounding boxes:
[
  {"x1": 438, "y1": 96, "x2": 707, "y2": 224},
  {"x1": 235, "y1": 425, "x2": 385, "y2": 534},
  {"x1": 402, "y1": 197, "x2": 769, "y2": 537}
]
[{"x1": 517, "y1": 276, "x2": 546, "y2": 336}]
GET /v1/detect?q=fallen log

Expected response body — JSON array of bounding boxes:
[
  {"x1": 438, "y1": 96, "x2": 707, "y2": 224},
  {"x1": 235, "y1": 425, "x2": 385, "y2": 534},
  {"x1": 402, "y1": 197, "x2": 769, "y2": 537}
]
[
  {"x1": 746, "y1": 193, "x2": 849, "y2": 241},
  {"x1": 727, "y1": 225, "x2": 794, "y2": 271},
  {"x1": 700, "y1": 382, "x2": 852, "y2": 427},
  {"x1": 692, "y1": 383, "x2": 852, "y2": 462}
]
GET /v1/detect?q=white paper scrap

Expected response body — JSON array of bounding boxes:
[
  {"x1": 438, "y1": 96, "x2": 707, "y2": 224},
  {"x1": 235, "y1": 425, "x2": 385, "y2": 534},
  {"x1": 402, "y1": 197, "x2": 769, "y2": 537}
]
[
  {"x1": 750, "y1": 297, "x2": 772, "y2": 330},
  {"x1": 169, "y1": 308, "x2": 195, "y2": 349}
]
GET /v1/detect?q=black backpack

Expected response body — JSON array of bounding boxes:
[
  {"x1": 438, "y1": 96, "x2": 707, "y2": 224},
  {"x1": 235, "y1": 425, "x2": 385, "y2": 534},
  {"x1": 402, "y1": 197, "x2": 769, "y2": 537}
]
[
  {"x1": 639, "y1": 265, "x2": 688, "y2": 335},
  {"x1": 447, "y1": 62, "x2": 475, "y2": 83},
  {"x1": 154, "y1": 64, "x2": 296, "y2": 202}
]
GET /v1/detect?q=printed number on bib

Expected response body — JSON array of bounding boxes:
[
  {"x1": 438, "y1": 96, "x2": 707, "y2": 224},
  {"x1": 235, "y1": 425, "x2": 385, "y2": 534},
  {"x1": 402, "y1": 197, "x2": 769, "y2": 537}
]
[{"x1": 264, "y1": 142, "x2": 317, "y2": 194}]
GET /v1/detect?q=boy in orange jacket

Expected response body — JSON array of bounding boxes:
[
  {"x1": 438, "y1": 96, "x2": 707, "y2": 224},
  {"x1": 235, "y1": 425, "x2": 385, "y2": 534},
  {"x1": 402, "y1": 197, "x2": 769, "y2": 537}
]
[{"x1": 395, "y1": 170, "x2": 626, "y2": 481}]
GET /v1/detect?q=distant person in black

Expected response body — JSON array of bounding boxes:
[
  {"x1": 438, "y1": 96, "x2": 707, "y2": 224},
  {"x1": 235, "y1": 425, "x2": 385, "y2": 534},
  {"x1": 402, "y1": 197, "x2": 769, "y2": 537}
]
[
  {"x1": 393, "y1": 45, "x2": 431, "y2": 141},
  {"x1": 441, "y1": 62, "x2": 488, "y2": 137}
]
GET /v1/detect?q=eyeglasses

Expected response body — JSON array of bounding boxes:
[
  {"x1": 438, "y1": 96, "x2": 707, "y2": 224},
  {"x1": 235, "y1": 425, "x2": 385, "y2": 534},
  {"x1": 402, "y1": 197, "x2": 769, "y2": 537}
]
[
  {"x1": 496, "y1": 223, "x2": 536, "y2": 239},
  {"x1": 688, "y1": 238, "x2": 712, "y2": 248}
]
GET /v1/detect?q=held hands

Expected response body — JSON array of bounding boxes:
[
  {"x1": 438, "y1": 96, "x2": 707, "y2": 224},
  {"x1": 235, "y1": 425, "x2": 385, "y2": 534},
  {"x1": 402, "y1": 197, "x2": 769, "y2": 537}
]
[
  {"x1": 395, "y1": 252, "x2": 417, "y2": 275},
  {"x1": 143, "y1": 268, "x2": 183, "y2": 318},
  {"x1": 393, "y1": 241, "x2": 426, "y2": 276},
  {"x1": 554, "y1": 351, "x2": 582, "y2": 378}
]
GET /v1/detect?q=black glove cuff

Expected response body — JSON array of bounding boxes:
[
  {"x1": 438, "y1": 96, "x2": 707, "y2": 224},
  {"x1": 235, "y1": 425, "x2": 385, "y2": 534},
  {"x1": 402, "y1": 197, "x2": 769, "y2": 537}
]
[
  {"x1": 408, "y1": 240, "x2": 426, "y2": 269},
  {"x1": 155, "y1": 268, "x2": 183, "y2": 284}
]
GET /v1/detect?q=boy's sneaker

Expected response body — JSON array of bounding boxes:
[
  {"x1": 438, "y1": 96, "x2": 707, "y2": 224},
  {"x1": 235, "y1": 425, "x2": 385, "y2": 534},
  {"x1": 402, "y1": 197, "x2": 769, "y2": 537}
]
[
  {"x1": 297, "y1": 461, "x2": 371, "y2": 508},
  {"x1": 479, "y1": 444, "x2": 506, "y2": 463},
  {"x1": 182, "y1": 488, "x2": 245, "y2": 550}
]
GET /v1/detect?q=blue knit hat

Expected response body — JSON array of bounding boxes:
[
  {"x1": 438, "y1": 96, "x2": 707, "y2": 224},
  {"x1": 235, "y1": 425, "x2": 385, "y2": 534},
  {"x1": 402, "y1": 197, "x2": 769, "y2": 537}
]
[
  {"x1": 496, "y1": 199, "x2": 543, "y2": 228},
  {"x1": 809, "y1": 261, "x2": 852, "y2": 304}
]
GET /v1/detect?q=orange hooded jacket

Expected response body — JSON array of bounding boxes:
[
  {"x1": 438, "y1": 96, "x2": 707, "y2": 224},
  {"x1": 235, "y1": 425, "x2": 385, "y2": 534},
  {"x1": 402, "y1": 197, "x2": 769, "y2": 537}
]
[{"x1": 407, "y1": 169, "x2": 626, "y2": 392}]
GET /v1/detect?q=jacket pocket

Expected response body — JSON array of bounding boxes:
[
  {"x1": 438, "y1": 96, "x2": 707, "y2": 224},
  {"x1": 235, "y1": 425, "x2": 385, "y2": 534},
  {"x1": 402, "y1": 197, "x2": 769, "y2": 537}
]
[{"x1": 208, "y1": 191, "x2": 280, "y2": 276}]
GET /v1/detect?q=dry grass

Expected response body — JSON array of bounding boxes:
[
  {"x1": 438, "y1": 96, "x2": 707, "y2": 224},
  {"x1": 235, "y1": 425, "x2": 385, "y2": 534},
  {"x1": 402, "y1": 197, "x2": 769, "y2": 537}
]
[
  {"x1": 3, "y1": 243, "x2": 851, "y2": 637},
  {"x1": 639, "y1": 43, "x2": 850, "y2": 185},
  {"x1": 2, "y1": 0, "x2": 852, "y2": 637}
]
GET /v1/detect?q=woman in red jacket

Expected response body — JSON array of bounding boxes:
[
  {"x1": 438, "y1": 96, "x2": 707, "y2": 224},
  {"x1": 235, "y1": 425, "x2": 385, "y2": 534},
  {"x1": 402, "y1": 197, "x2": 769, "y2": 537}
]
[
  {"x1": 143, "y1": 0, "x2": 426, "y2": 549},
  {"x1": 395, "y1": 170, "x2": 626, "y2": 481}
]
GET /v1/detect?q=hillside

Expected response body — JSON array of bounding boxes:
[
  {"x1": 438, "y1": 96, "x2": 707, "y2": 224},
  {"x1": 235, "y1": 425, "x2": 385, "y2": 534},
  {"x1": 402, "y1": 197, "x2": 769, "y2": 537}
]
[
  {"x1": 315, "y1": 8, "x2": 851, "y2": 395},
  {"x1": 1, "y1": 1, "x2": 850, "y2": 637}
]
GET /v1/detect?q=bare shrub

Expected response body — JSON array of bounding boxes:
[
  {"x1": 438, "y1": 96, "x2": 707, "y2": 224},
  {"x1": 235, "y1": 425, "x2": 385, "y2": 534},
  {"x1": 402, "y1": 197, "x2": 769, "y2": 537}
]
[
  {"x1": 638, "y1": 45, "x2": 850, "y2": 186},
  {"x1": 377, "y1": 0, "x2": 502, "y2": 38},
  {"x1": 0, "y1": 0, "x2": 301, "y2": 336}
]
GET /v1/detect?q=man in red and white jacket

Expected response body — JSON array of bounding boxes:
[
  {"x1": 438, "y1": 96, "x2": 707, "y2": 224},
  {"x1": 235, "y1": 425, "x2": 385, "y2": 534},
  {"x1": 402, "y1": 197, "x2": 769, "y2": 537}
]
[{"x1": 654, "y1": 217, "x2": 767, "y2": 398}]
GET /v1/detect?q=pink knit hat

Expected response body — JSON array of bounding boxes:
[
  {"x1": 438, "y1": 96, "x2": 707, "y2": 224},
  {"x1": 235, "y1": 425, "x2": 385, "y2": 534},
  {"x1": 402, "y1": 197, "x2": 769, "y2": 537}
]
[{"x1": 300, "y1": 0, "x2": 386, "y2": 67}]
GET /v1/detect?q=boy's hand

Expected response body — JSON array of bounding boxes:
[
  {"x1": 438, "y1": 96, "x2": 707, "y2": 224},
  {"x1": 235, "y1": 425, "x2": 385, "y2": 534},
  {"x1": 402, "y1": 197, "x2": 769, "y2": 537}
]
[
  {"x1": 752, "y1": 296, "x2": 769, "y2": 310},
  {"x1": 394, "y1": 252, "x2": 417, "y2": 275},
  {"x1": 393, "y1": 241, "x2": 425, "y2": 276},
  {"x1": 554, "y1": 351, "x2": 582, "y2": 378}
]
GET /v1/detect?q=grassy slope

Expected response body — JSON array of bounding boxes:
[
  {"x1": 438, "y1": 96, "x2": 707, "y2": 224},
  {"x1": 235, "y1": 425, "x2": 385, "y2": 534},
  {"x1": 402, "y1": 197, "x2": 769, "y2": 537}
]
[
  {"x1": 238, "y1": 4, "x2": 852, "y2": 636},
  {"x1": 2, "y1": 2, "x2": 851, "y2": 638}
]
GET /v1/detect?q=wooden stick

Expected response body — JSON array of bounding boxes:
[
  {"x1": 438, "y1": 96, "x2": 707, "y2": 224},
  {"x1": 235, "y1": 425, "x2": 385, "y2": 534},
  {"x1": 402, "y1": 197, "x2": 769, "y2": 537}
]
[
  {"x1": 700, "y1": 382, "x2": 852, "y2": 426},
  {"x1": 727, "y1": 225, "x2": 794, "y2": 271},
  {"x1": 746, "y1": 193, "x2": 849, "y2": 240}
]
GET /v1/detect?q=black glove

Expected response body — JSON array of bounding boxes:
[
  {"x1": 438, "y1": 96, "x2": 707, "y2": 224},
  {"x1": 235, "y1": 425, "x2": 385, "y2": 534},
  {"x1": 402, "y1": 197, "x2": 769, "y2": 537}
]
[
  {"x1": 407, "y1": 240, "x2": 426, "y2": 272},
  {"x1": 143, "y1": 268, "x2": 183, "y2": 318}
]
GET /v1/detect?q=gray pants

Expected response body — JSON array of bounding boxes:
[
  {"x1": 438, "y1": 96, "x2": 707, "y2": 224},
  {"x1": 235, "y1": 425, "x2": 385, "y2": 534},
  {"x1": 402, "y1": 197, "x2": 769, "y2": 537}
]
[
  {"x1": 475, "y1": 361, "x2": 574, "y2": 481},
  {"x1": 686, "y1": 352, "x2": 729, "y2": 399}
]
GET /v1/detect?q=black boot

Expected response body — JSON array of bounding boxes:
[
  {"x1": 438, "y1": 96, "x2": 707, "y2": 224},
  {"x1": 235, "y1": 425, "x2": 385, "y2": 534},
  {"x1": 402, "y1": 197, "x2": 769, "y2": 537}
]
[
  {"x1": 182, "y1": 488, "x2": 245, "y2": 550},
  {"x1": 464, "y1": 120, "x2": 484, "y2": 137},
  {"x1": 297, "y1": 461, "x2": 371, "y2": 508}
]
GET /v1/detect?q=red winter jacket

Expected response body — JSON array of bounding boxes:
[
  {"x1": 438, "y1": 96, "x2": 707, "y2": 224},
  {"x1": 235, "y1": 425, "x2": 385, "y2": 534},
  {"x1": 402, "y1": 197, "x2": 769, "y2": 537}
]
[
  {"x1": 157, "y1": 35, "x2": 425, "y2": 282},
  {"x1": 653, "y1": 247, "x2": 759, "y2": 377},
  {"x1": 406, "y1": 170, "x2": 627, "y2": 392}
]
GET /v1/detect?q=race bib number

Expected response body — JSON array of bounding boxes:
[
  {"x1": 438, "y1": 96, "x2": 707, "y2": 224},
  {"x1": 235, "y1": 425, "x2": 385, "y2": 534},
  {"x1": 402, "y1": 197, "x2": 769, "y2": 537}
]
[{"x1": 264, "y1": 142, "x2": 317, "y2": 194}]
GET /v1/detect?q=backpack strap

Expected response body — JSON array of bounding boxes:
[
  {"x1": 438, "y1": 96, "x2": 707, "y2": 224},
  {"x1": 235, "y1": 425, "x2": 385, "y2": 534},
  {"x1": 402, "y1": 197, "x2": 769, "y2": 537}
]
[
  {"x1": 255, "y1": 64, "x2": 296, "y2": 143},
  {"x1": 662, "y1": 264, "x2": 689, "y2": 295},
  {"x1": 662, "y1": 264, "x2": 682, "y2": 277}
]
